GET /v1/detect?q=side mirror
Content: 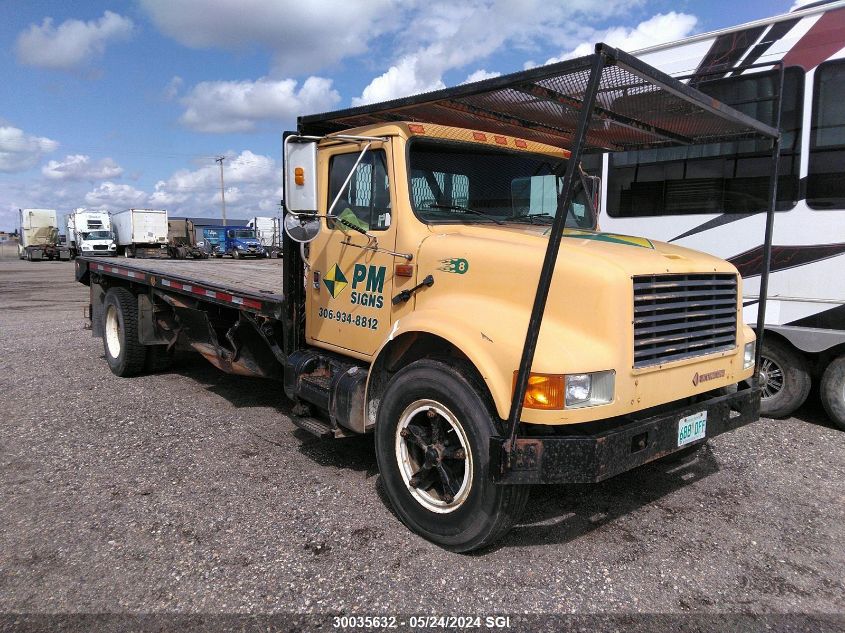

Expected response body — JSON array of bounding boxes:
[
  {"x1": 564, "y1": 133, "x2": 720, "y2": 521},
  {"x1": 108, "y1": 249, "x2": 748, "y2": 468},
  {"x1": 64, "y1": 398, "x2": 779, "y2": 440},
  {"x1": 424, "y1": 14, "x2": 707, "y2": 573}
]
[
  {"x1": 584, "y1": 175, "x2": 601, "y2": 214},
  {"x1": 227, "y1": 230, "x2": 234, "y2": 238},
  {"x1": 283, "y1": 211, "x2": 320, "y2": 243},
  {"x1": 284, "y1": 135, "x2": 318, "y2": 213}
]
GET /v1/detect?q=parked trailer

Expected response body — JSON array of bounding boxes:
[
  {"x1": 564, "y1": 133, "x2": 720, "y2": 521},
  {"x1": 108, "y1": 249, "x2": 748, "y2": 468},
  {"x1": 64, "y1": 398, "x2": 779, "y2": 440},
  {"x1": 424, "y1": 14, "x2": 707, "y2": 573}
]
[
  {"x1": 76, "y1": 45, "x2": 779, "y2": 551},
  {"x1": 111, "y1": 208, "x2": 169, "y2": 258},
  {"x1": 248, "y1": 216, "x2": 282, "y2": 257},
  {"x1": 66, "y1": 209, "x2": 115, "y2": 258},
  {"x1": 167, "y1": 219, "x2": 209, "y2": 259},
  {"x1": 19, "y1": 208, "x2": 70, "y2": 261},
  {"x1": 598, "y1": 1, "x2": 845, "y2": 429}
]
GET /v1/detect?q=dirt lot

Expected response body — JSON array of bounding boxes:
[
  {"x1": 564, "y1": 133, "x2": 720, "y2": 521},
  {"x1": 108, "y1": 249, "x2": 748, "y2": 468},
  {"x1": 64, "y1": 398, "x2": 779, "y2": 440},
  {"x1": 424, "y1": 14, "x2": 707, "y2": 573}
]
[{"x1": 0, "y1": 258, "x2": 843, "y2": 629}]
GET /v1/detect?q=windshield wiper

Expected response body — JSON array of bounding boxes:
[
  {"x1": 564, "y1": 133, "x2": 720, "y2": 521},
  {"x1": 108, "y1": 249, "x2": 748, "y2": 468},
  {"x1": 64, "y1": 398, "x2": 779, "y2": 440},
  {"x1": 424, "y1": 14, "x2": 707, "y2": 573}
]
[
  {"x1": 504, "y1": 213, "x2": 554, "y2": 224},
  {"x1": 427, "y1": 203, "x2": 504, "y2": 225}
]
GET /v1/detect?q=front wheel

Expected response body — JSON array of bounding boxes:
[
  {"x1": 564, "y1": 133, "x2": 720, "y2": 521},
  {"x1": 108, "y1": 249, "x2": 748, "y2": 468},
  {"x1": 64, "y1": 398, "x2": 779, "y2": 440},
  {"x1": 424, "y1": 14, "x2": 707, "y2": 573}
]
[
  {"x1": 232, "y1": 250, "x2": 241, "y2": 259},
  {"x1": 375, "y1": 359, "x2": 529, "y2": 552}
]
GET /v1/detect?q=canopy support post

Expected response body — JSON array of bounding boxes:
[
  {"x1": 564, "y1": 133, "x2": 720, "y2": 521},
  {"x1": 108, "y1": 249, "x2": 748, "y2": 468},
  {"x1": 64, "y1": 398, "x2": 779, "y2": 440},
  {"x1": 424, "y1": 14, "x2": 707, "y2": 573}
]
[{"x1": 503, "y1": 50, "x2": 608, "y2": 469}]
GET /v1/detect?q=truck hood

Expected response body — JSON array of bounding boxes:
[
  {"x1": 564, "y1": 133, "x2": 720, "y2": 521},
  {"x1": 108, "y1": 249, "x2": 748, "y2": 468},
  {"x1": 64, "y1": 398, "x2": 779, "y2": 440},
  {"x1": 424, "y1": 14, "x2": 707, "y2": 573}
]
[
  {"x1": 419, "y1": 224, "x2": 735, "y2": 277},
  {"x1": 413, "y1": 222, "x2": 741, "y2": 379}
]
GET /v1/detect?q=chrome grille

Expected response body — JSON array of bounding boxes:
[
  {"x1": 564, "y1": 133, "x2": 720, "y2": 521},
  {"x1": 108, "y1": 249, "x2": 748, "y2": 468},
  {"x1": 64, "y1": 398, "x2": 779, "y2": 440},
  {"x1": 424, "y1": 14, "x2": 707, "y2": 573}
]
[{"x1": 633, "y1": 273, "x2": 737, "y2": 368}]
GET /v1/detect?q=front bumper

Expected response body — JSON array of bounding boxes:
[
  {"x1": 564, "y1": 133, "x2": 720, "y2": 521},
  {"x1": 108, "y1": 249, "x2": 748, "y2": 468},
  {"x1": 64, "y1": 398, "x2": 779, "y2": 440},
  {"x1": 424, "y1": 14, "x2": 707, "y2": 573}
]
[{"x1": 491, "y1": 386, "x2": 760, "y2": 484}]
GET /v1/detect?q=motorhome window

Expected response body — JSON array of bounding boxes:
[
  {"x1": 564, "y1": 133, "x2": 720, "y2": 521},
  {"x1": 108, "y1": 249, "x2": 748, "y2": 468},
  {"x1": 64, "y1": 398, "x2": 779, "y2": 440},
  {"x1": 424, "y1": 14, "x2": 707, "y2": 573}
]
[
  {"x1": 327, "y1": 149, "x2": 390, "y2": 231},
  {"x1": 408, "y1": 140, "x2": 594, "y2": 228},
  {"x1": 606, "y1": 67, "x2": 803, "y2": 217},
  {"x1": 808, "y1": 59, "x2": 845, "y2": 209}
]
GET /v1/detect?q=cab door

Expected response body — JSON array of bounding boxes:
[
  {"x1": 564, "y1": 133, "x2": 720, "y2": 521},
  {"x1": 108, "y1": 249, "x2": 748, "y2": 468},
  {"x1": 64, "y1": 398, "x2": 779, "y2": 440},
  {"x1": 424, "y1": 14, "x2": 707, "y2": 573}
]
[{"x1": 306, "y1": 142, "x2": 397, "y2": 358}]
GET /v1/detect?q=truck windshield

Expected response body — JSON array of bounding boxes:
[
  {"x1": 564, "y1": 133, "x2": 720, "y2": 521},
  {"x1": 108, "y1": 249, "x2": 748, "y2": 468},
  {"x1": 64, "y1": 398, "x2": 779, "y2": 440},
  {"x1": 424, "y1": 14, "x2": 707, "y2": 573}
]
[
  {"x1": 233, "y1": 230, "x2": 255, "y2": 238},
  {"x1": 85, "y1": 231, "x2": 113, "y2": 240},
  {"x1": 408, "y1": 139, "x2": 595, "y2": 229}
]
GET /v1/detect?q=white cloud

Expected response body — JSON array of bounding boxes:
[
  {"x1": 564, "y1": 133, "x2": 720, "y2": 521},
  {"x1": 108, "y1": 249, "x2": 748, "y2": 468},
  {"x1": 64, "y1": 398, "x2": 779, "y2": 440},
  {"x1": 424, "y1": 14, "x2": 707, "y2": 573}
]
[
  {"x1": 354, "y1": 56, "x2": 445, "y2": 106},
  {"x1": 0, "y1": 126, "x2": 59, "y2": 173},
  {"x1": 179, "y1": 76, "x2": 341, "y2": 133},
  {"x1": 353, "y1": 0, "x2": 643, "y2": 104},
  {"x1": 544, "y1": 12, "x2": 699, "y2": 64},
  {"x1": 140, "y1": 0, "x2": 396, "y2": 74},
  {"x1": 147, "y1": 150, "x2": 281, "y2": 215},
  {"x1": 15, "y1": 11, "x2": 134, "y2": 70},
  {"x1": 84, "y1": 182, "x2": 147, "y2": 209},
  {"x1": 42, "y1": 154, "x2": 123, "y2": 181},
  {"x1": 463, "y1": 69, "x2": 502, "y2": 84}
]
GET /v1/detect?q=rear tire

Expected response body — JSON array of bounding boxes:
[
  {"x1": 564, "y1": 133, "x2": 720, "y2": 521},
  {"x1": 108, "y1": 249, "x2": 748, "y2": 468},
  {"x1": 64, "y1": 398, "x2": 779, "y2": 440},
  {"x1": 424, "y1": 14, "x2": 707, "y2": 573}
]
[
  {"x1": 820, "y1": 356, "x2": 845, "y2": 431},
  {"x1": 102, "y1": 287, "x2": 147, "y2": 377},
  {"x1": 375, "y1": 359, "x2": 529, "y2": 552},
  {"x1": 759, "y1": 338, "x2": 811, "y2": 418}
]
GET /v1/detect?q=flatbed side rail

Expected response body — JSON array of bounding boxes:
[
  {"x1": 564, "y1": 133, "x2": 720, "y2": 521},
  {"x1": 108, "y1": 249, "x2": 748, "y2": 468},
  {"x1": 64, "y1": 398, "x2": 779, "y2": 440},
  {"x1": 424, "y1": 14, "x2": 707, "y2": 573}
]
[{"x1": 74, "y1": 258, "x2": 283, "y2": 319}]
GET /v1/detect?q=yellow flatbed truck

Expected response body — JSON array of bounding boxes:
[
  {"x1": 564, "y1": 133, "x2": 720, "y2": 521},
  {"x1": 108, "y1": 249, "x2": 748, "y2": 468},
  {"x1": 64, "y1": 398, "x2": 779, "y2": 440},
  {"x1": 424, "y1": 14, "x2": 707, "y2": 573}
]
[{"x1": 76, "y1": 44, "x2": 781, "y2": 551}]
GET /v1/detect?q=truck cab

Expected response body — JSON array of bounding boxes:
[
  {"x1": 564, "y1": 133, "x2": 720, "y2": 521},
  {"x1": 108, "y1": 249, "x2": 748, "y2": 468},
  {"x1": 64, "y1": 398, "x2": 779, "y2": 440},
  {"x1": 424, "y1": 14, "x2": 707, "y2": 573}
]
[
  {"x1": 288, "y1": 122, "x2": 757, "y2": 427},
  {"x1": 77, "y1": 229, "x2": 117, "y2": 256},
  {"x1": 217, "y1": 227, "x2": 266, "y2": 259}
]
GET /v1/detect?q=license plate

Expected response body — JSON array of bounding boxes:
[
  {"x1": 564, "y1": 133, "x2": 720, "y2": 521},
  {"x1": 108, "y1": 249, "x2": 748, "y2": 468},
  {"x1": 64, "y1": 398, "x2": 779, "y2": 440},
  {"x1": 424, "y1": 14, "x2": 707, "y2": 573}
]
[{"x1": 677, "y1": 411, "x2": 707, "y2": 447}]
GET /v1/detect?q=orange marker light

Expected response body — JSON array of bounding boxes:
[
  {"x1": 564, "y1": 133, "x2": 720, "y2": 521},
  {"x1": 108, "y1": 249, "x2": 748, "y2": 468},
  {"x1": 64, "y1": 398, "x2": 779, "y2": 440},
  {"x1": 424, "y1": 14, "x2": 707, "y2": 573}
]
[
  {"x1": 514, "y1": 139, "x2": 528, "y2": 148},
  {"x1": 514, "y1": 372, "x2": 565, "y2": 409},
  {"x1": 395, "y1": 264, "x2": 414, "y2": 277},
  {"x1": 408, "y1": 123, "x2": 425, "y2": 134},
  {"x1": 294, "y1": 167, "x2": 305, "y2": 186},
  {"x1": 472, "y1": 131, "x2": 487, "y2": 141},
  {"x1": 494, "y1": 135, "x2": 508, "y2": 145}
]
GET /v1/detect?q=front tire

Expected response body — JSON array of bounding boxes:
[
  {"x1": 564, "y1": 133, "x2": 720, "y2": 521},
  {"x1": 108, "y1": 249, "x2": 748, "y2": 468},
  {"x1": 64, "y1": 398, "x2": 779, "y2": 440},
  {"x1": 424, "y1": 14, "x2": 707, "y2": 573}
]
[
  {"x1": 375, "y1": 359, "x2": 528, "y2": 552},
  {"x1": 102, "y1": 287, "x2": 147, "y2": 377},
  {"x1": 820, "y1": 355, "x2": 845, "y2": 431},
  {"x1": 759, "y1": 338, "x2": 811, "y2": 418}
]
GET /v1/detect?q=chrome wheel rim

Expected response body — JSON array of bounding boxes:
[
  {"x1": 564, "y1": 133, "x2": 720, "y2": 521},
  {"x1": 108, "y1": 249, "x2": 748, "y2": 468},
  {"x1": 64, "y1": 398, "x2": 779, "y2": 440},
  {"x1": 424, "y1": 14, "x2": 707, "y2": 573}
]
[
  {"x1": 395, "y1": 399, "x2": 473, "y2": 514},
  {"x1": 759, "y1": 356, "x2": 784, "y2": 400},
  {"x1": 105, "y1": 305, "x2": 121, "y2": 358}
]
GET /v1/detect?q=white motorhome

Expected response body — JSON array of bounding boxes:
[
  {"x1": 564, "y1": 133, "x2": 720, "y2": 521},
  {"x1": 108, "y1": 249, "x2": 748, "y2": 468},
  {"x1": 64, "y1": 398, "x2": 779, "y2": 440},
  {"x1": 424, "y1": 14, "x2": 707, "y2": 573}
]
[
  {"x1": 598, "y1": 0, "x2": 845, "y2": 428},
  {"x1": 66, "y1": 209, "x2": 116, "y2": 257}
]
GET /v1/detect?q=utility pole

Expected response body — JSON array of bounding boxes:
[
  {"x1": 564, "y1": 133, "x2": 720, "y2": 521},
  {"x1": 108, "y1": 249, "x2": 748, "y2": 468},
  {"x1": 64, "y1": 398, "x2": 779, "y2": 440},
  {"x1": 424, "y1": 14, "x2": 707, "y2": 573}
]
[{"x1": 215, "y1": 156, "x2": 227, "y2": 225}]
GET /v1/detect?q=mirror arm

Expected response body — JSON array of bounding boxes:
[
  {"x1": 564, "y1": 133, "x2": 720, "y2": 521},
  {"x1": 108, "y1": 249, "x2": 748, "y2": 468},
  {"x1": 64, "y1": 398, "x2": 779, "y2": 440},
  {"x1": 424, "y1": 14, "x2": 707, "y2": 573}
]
[{"x1": 340, "y1": 235, "x2": 413, "y2": 261}]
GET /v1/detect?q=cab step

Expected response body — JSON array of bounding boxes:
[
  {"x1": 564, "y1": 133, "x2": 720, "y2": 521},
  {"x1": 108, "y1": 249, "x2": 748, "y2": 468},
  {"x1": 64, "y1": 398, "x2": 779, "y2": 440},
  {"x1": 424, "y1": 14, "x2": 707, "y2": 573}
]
[{"x1": 289, "y1": 414, "x2": 355, "y2": 439}]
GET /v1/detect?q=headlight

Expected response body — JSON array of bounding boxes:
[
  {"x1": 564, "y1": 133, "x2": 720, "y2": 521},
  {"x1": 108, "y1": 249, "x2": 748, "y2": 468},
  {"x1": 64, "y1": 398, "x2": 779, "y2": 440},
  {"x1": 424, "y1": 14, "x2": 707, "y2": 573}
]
[
  {"x1": 565, "y1": 370, "x2": 615, "y2": 408},
  {"x1": 109, "y1": 243, "x2": 116, "y2": 249},
  {"x1": 516, "y1": 370, "x2": 615, "y2": 410},
  {"x1": 744, "y1": 341, "x2": 755, "y2": 369}
]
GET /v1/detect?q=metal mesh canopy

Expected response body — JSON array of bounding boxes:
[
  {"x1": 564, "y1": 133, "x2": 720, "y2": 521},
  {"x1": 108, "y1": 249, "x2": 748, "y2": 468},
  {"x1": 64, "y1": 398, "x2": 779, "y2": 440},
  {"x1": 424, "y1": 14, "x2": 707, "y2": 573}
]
[{"x1": 299, "y1": 44, "x2": 779, "y2": 152}]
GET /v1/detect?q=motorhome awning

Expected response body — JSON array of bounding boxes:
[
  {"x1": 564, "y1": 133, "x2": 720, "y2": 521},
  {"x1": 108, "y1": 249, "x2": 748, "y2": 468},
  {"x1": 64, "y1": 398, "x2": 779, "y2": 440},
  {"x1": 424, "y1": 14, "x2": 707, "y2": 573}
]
[{"x1": 299, "y1": 43, "x2": 779, "y2": 152}]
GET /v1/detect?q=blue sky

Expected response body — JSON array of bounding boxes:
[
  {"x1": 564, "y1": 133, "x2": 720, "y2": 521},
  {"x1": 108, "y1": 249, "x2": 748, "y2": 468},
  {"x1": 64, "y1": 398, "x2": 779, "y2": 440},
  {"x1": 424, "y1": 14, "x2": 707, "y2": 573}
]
[{"x1": 0, "y1": 0, "x2": 801, "y2": 230}]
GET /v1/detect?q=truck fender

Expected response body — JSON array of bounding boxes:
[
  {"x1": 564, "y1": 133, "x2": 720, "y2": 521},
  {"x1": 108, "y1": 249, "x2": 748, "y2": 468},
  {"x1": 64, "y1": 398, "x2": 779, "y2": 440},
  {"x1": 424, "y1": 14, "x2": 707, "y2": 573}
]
[{"x1": 366, "y1": 309, "x2": 518, "y2": 424}]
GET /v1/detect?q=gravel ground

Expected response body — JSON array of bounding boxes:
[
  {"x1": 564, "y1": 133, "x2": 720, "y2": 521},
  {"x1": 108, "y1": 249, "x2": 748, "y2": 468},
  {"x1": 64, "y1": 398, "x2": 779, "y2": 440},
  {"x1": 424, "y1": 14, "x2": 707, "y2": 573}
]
[{"x1": 0, "y1": 258, "x2": 843, "y2": 629}]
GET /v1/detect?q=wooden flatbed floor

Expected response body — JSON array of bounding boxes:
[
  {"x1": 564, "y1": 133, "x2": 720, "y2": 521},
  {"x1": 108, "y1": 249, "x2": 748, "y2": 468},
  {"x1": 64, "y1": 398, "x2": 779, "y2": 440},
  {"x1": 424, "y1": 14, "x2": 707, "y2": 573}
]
[{"x1": 78, "y1": 256, "x2": 284, "y2": 313}]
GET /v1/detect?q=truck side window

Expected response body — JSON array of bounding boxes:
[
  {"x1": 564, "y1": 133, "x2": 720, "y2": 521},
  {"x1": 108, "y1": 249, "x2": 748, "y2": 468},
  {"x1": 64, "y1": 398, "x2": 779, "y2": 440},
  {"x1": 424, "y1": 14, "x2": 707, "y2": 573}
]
[{"x1": 328, "y1": 150, "x2": 390, "y2": 231}]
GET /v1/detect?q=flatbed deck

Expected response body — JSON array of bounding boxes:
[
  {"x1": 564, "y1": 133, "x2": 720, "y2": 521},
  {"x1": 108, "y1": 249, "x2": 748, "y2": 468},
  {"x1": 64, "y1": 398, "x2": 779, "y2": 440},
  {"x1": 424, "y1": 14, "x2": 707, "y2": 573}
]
[{"x1": 76, "y1": 256, "x2": 285, "y2": 317}]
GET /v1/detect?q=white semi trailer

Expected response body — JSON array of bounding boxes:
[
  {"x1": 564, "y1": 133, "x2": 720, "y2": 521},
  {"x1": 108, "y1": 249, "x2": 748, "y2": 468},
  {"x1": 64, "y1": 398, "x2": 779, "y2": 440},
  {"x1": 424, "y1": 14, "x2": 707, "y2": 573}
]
[
  {"x1": 18, "y1": 208, "x2": 70, "y2": 261},
  {"x1": 66, "y1": 209, "x2": 116, "y2": 258},
  {"x1": 111, "y1": 208, "x2": 169, "y2": 257},
  {"x1": 247, "y1": 216, "x2": 281, "y2": 256}
]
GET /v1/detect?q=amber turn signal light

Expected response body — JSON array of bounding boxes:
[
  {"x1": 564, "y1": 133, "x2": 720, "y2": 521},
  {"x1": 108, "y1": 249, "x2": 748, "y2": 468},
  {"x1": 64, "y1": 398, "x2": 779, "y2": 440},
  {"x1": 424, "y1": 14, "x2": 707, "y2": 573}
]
[
  {"x1": 294, "y1": 166, "x2": 305, "y2": 186},
  {"x1": 513, "y1": 372, "x2": 565, "y2": 410}
]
